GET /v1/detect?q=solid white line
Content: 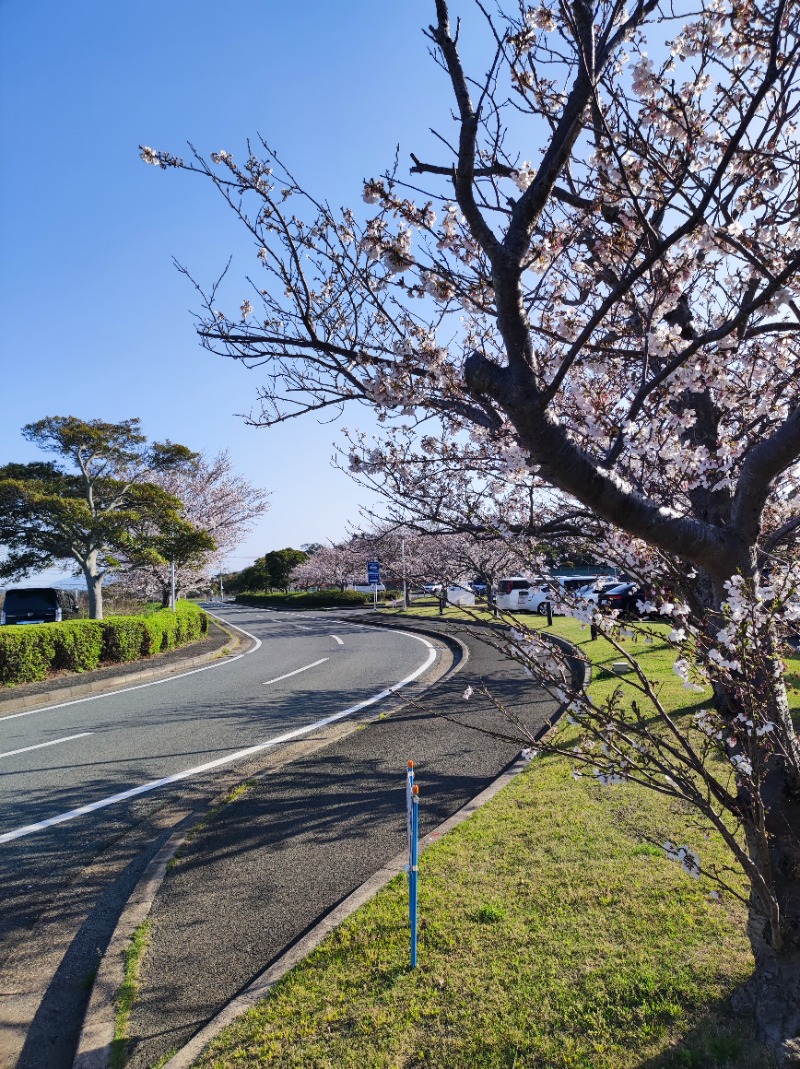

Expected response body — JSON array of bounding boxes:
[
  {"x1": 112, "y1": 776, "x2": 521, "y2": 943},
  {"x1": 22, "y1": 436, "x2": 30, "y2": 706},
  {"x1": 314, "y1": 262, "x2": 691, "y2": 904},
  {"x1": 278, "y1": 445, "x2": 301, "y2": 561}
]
[
  {"x1": 331, "y1": 635, "x2": 344, "y2": 645},
  {"x1": 0, "y1": 633, "x2": 437, "y2": 845},
  {"x1": 262, "y1": 659, "x2": 328, "y2": 686},
  {"x1": 0, "y1": 732, "x2": 93, "y2": 761},
  {"x1": 0, "y1": 610, "x2": 263, "y2": 723}
]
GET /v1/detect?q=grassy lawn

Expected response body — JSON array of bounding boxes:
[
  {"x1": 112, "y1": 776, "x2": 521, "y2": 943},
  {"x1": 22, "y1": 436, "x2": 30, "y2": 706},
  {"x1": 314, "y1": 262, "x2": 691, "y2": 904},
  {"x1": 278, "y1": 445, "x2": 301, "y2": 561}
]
[{"x1": 193, "y1": 605, "x2": 777, "y2": 1069}]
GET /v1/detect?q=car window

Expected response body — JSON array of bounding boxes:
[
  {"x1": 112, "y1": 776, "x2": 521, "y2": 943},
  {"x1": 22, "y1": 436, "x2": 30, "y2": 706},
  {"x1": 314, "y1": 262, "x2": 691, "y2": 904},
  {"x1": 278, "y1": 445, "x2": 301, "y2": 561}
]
[{"x1": 5, "y1": 590, "x2": 58, "y2": 613}]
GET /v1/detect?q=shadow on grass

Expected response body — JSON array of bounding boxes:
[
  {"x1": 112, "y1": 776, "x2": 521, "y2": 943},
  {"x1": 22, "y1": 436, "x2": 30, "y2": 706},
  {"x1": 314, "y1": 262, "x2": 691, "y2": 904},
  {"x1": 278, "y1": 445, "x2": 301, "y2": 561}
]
[{"x1": 636, "y1": 990, "x2": 775, "y2": 1069}]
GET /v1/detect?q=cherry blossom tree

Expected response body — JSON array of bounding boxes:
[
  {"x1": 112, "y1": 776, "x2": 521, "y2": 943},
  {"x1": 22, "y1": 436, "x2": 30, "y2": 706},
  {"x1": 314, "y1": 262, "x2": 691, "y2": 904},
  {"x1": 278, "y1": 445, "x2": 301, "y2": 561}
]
[
  {"x1": 290, "y1": 525, "x2": 525, "y2": 594},
  {"x1": 289, "y1": 540, "x2": 371, "y2": 590},
  {"x1": 113, "y1": 451, "x2": 270, "y2": 604},
  {"x1": 144, "y1": 0, "x2": 800, "y2": 1054}
]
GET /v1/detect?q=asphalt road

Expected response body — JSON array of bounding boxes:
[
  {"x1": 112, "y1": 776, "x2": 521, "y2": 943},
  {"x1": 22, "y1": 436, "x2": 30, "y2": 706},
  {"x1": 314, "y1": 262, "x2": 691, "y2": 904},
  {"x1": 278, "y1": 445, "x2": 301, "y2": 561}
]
[
  {"x1": 0, "y1": 607, "x2": 450, "y2": 1069},
  {"x1": 0, "y1": 609, "x2": 438, "y2": 847},
  {"x1": 121, "y1": 613, "x2": 557, "y2": 1069}
]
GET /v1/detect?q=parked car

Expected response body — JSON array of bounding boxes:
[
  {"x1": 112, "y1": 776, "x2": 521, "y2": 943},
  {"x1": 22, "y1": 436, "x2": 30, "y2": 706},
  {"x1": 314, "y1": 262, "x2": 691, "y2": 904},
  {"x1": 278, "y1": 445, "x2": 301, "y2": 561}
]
[
  {"x1": 596, "y1": 582, "x2": 642, "y2": 617},
  {"x1": 530, "y1": 576, "x2": 603, "y2": 615},
  {"x1": 1, "y1": 587, "x2": 79, "y2": 625},
  {"x1": 423, "y1": 582, "x2": 443, "y2": 595},
  {"x1": 577, "y1": 577, "x2": 623, "y2": 604},
  {"x1": 494, "y1": 576, "x2": 546, "y2": 611}
]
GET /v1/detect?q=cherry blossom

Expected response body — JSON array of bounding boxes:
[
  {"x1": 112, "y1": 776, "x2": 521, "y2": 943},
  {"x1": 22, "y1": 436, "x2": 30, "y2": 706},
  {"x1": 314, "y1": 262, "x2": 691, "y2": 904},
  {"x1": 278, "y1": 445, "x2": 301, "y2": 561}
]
[{"x1": 147, "y1": 0, "x2": 800, "y2": 1051}]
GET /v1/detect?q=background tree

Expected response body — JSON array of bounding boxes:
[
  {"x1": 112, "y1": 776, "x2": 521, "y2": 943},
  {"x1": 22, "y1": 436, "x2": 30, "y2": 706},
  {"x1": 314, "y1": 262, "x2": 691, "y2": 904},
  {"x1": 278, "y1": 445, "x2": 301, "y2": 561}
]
[
  {"x1": 290, "y1": 524, "x2": 536, "y2": 592},
  {"x1": 113, "y1": 450, "x2": 270, "y2": 605},
  {"x1": 147, "y1": 0, "x2": 800, "y2": 1055},
  {"x1": 288, "y1": 542, "x2": 365, "y2": 590},
  {"x1": 0, "y1": 417, "x2": 208, "y2": 618},
  {"x1": 262, "y1": 547, "x2": 309, "y2": 590},
  {"x1": 230, "y1": 547, "x2": 309, "y2": 592}
]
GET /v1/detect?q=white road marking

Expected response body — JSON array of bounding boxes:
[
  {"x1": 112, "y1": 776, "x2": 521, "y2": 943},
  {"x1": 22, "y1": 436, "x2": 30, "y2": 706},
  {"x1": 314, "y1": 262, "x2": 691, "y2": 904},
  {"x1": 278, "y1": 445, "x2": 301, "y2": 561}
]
[
  {"x1": 0, "y1": 732, "x2": 93, "y2": 761},
  {"x1": 262, "y1": 659, "x2": 329, "y2": 686},
  {"x1": 0, "y1": 611, "x2": 263, "y2": 723},
  {"x1": 289, "y1": 623, "x2": 311, "y2": 630},
  {"x1": 331, "y1": 635, "x2": 344, "y2": 645},
  {"x1": 0, "y1": 633, "x2": 437, "y2": 845}
]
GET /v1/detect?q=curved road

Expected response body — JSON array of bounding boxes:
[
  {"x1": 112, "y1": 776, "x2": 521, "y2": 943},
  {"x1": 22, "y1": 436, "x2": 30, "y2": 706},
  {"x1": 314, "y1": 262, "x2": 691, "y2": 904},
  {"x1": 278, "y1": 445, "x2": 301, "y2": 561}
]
[
  {"x1": 0, "y1": 608, "x2": 438, "y2": 847},
  {"x1": 0, "y1": 607, "x2": 449, "y2": 1069}
]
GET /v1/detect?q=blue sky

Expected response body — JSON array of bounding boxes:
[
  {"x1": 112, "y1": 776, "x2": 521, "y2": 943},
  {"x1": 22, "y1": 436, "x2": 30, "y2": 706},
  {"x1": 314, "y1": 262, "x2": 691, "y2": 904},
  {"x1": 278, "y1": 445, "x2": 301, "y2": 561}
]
[{"x1": 0, "y1": 0, "x2": 457, "y2": 577}]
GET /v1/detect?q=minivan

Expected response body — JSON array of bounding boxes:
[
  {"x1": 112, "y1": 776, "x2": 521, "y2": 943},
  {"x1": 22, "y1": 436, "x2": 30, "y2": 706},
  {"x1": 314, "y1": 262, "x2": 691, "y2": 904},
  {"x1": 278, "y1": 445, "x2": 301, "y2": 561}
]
[
  {"x1": 494, "y1": 576, "x2": 546, "y2": 611},
  {"x1": 1, "y1": 588, "x2": 79, "y2": 625}
]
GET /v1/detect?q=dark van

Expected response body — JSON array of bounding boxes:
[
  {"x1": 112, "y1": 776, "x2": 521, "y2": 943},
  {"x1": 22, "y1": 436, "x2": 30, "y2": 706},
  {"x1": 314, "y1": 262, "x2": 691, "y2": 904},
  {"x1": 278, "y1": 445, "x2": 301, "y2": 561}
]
[{"x1": 1, "y1": 588, "x2": 79, "y2": 625}]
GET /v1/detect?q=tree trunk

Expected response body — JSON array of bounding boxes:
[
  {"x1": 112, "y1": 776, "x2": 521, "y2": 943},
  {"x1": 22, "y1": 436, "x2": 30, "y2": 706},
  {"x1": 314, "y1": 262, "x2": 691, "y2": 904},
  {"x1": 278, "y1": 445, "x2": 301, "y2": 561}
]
[
  {"x1": 734, "y1": 759, "x2": 800, "y2": 1064},
  {"x1": 736, "y1": 917, "x2": 800, "y2": 1064},
  {"x1": 84, "y1": 570, "x2": 104, "y2": 620},
  {"x1": 737, "y1": 953, "x2": 800, "y2": 1064}
]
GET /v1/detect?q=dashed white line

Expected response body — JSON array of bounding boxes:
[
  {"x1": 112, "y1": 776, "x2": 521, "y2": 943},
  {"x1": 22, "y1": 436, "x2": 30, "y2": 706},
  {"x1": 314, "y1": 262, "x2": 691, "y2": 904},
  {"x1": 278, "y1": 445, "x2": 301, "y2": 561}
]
[
  {"x1": 0, "y1": 732, "x2": 93, "y2": 761},
  {"x1": 262, "y1": 659, "x2": 329, "y2": 686},
  {"x1": 331, "y1": 635, "x2": 344, "y2": 645}
]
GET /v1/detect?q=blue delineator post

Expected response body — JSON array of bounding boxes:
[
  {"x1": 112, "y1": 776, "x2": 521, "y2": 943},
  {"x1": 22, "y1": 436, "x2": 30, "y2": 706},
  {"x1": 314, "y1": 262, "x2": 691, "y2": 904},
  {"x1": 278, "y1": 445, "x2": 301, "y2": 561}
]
[{"x1": 407, "y1": 760, "x2": 420, "y2": 970}]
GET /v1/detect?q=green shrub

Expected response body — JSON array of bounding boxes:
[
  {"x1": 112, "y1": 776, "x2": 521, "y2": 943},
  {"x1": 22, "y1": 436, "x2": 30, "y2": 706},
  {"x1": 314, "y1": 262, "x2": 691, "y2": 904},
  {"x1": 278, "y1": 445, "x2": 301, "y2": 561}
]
[
  {"x1": 160, "y1": 610, "x2": 179, "y2": 650},
  {"x1": 235, "y1": 590, "x2": 370, "y2": 609},
  {"x1": 52, "y1": 621, "x2": 104, "y2": 672},
  {"x1": 101, "y1": 617, "x2": 148, "y2": 663},
  {"x1": 141, "y1": 614, "x2": 165, "y2": 656},
  {"x1": 0, "y1": 600, "x2": 209, "y2": 684},
  {"x1": 0, "y1": 625, "x2": 57, "y2": 684}
]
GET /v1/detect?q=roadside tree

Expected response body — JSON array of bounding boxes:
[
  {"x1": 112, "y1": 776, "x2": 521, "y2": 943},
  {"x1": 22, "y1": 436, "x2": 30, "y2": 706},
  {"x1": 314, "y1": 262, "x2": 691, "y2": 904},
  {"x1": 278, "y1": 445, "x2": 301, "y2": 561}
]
[
  {"x1": 0, "y1": 417, "x2": 209, "y2": 618},
  {"x1": 289, "y1": 542, "x2": 367, "y2": 590},
  {"x1": 113, "y1": 451, "x2": 270, "y2": 605},
  {"x1": 145, "y1": 0, "x2": 800, "y2": 1055}
]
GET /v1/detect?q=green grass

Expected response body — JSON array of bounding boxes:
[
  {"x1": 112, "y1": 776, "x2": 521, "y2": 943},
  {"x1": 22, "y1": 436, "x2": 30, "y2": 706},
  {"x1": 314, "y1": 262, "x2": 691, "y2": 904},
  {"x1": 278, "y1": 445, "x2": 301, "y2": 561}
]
[
  {"x1": 189, "y1": 608, "x2": 778, "y2": 1069},
  {"x1": 112, "y1": 919, "x2": 152, "y2": 1069}
]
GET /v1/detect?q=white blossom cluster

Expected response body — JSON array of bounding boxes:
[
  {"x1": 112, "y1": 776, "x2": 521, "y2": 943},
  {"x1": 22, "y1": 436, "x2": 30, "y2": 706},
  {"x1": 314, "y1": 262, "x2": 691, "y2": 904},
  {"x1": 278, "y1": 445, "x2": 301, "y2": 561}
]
[
  {"x1": 664, "y1": 842, "x2": 701, "y2": 879},
  {"x1": 509, "y1": 627, "x2": 565, "y2": 679}
]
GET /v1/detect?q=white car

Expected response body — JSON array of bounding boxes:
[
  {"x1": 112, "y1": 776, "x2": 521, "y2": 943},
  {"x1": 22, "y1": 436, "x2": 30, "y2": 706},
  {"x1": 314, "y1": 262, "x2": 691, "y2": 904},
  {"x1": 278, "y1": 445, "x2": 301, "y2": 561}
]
[
  {"x1": 528, "y1": 576, "x2": 610, "y2": 615},
  {"x1": 576, "y1": 578, "x2": 622, "y2": 604},
  {"x1": 423, "y1": 582, "x2": 443, "y2": 594}
]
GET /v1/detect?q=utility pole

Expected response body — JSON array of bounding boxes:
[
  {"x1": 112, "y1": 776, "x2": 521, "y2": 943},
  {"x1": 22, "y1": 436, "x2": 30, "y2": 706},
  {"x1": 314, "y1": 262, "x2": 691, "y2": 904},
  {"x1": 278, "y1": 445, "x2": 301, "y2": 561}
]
[
  {"x1": 401, "y1": 535, "x2": 409, "y2": 609},
  {"x1": 169, "y1": 561, "x2": 176, "y2": 611}
]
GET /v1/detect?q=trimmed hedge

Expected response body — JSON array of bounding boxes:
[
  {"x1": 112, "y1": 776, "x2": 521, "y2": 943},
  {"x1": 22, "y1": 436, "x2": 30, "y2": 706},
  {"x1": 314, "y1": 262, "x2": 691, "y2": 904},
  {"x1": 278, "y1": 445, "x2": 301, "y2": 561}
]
[
  {"x1": 0, "y1": 627, "x2": 58, "y2": 685},
  {"x1": 236, "y1": 590, "x2": 371, "y2": 609},
  {"x1": 52, "y1": 621, "x2": 104, "y2": 672},
  {"x1": 0, "y1": 601, "x2": 209, "y2": 686}
]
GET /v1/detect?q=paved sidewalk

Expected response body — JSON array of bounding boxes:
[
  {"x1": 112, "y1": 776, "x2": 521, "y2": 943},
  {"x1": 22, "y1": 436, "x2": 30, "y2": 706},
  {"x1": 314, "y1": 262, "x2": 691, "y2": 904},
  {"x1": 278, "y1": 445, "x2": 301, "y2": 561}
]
[{"x1": 107, "y1": 616, "x2": 557, "y2": 1069}]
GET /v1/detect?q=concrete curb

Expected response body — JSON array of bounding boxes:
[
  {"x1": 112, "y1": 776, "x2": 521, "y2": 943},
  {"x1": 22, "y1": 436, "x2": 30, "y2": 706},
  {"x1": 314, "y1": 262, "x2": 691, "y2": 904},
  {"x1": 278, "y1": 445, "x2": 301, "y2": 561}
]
[
  {"x1": 156, "y1": 750, "x2": 536, "y2": 1069},
  {"x1": 72, "y1": 815, "x2": 194, "y2": 1069}
]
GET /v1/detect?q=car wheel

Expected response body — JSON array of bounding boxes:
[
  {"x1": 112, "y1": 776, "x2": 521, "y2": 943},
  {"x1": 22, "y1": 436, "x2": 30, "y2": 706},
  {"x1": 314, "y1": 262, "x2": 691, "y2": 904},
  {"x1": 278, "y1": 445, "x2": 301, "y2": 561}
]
[{"x1": 537, "y1": 601, "x2": 550, "y2": 615}]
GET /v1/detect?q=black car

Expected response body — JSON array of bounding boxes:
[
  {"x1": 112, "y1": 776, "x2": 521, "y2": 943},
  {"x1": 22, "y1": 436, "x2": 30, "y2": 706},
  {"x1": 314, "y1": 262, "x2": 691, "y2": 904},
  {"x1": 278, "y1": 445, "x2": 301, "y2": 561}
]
[
  {"x1": 1, "y1": 587, "x2": 79, "y2": 625},
  {"x1": 596, "y1": 582, "x2": 642, "y2": 617}
]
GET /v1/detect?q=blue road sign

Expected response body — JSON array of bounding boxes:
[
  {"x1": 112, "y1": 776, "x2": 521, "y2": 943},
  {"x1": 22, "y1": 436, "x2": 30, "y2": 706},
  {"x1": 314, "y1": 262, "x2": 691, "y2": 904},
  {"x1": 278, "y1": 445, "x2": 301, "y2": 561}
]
[{"x1": 367, "y1": 560, "x2": 381, "y2": 585}]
